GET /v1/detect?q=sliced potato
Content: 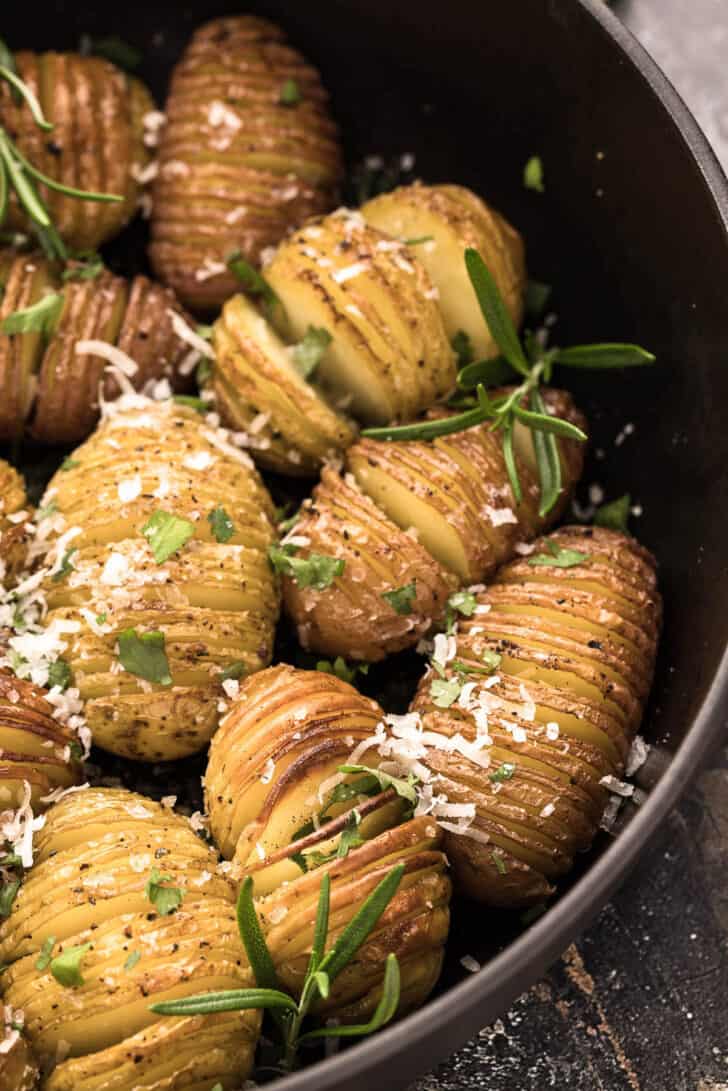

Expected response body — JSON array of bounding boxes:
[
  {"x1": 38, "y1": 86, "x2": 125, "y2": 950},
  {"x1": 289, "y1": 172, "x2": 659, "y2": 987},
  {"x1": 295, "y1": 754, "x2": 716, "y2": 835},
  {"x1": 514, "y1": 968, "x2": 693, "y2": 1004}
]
[
  {"x1": 36, "y1": 398, "x2": 279, "y2": 761},
  {"x1": 150, "y1": 15, "x2": 343, "y2": 311},
  {"x1": 0, "y1": 459, "x2": 32, "y2": 585},
  {"x1": 0, "y1": 787, "x2": 260, "y2": 1087},
  {"x1": 362, "y1": 182, "x2": 526, "y2": 359},
  {"x1": 0, "y1": 1023, "x2": 38, "y2": 1091},
  {"x1": 265, "y1": 210, "x2": 457, "y2": 424},
  {"x1": 0, "y1": 249, "x2": 197, "y2": 444},
  {"x1": 2, "y1": 53, "x2": 153, "y2": 250},
  {"x1": 212, "y1": 293, "x2": 355, "y2": 474},
  {"x1": 347, "y1": 388, "x2": 586, "y2": 583},
  {"x1": 281, "y1": 468, "x2": 457, "y2": 661},
  {"x1": 406, "y1": 525, "x2": 660, "y2": 906}
]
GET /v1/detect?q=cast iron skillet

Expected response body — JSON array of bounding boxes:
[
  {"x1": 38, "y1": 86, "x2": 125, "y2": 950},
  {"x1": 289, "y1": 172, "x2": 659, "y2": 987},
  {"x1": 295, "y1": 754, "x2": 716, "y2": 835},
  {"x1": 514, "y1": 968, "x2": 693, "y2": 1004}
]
[{"x1": 7, "y1": 0, "x2": 728, "y2": 1087}]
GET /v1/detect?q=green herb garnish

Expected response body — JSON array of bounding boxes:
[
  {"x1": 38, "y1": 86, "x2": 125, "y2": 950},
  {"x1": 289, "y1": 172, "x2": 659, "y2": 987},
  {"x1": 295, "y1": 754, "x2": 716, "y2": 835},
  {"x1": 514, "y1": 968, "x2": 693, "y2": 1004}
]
[
  {"x1": 52, "y1": 547, "x2": 76, "y2": 582},
  {"x1": 0, "y1": 292, "x2": 63, "y2": 336},
  {"x1": 173, "y1": 395, "x2": 208, "y2": 413},
  {"x1": 430, "y1": 677, "x2": 462, "y2": 708},
  {"x1": 594, "y1": 493, "x2": 631, "y2": 532},
  {"x1": 220, "y1": 661, "x2": 246, "y2": 682},
  {"x1": 524, "y1": 155, "x2": 545, "y2": 192},
  {"x1": 381, "y1": 582, "x2": 416, "y2": 615},
  {"x1": 280, "y1": 78, "x2": 301, "y2": 106},
  {"x1": 35, "y1": 935, "x2": 56, "y2": 971},
  {"x1": 528, "y1": 539, "x2": 590, "y2": 568},
  {"x1": 47, "y1": 658, "x2": 71, "y2": 691},
  {"x1": 402, "y1": 235, "x2": 433, "y2": 246},
  {"x1": 207, "y1": 505, "x2": 235, "y2": 543},
  {"x1": 59, "y1": 457, "x2": 80, "y2": 471},
  {"x1": 489, "y1": 762, "x2": 516, "y2": 783},
  {"x1": 315, "y1": 657, "x2": 369, "y2": 685},
  {"x1": 268, "y1": 543, "x2": 344, "y2": 590},
  {"x1": 61, "y1": 252, "x2": 104, "y2": 282},
  {"x1": 445, "y1": 589, "x2": 478, "y2": 633},
  {"x1": 0, "y1": 879, "x2": 20, "y2": 918},
  {"x1": 145, "y1": 867, "x2": 184, "y2": 917},
  {"x1": 451, "y1": 329, "x2": 474, "y2": 369},
  {"x1": 292, "y1": 325, "x2": 331, "y2": 378},
  {"x1": 227, "y1": 250, "x2": 279, "y2": 311},
  {"x1": 117, "y1": 629, "x2": 172, "y2": 686},
  {"x1": 141, "y1": 510, "x2": 195, "y2": 564},
  {"x1": 124, "y1": 950, "x2": 141, "y2": 971},
  {"x1": 50, "y1": 942, "x2": 92, "y2": 987},
  {"x1": 492, "y1": 852, "x2": 507, "y2": 875}
]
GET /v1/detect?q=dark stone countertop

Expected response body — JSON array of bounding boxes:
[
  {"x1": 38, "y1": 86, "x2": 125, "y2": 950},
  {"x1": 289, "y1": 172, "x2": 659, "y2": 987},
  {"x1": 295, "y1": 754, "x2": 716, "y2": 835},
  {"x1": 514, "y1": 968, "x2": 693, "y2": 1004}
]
[{"x1": 414, "y1": 3, "x2": 728, "y2": 1088}]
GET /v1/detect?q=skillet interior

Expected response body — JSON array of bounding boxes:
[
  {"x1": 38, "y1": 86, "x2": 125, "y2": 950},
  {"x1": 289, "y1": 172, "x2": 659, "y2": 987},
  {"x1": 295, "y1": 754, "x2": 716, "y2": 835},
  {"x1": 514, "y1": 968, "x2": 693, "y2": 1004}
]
[{"x1": 4, "y1": 0, "x2": 728, "y2": 1087}]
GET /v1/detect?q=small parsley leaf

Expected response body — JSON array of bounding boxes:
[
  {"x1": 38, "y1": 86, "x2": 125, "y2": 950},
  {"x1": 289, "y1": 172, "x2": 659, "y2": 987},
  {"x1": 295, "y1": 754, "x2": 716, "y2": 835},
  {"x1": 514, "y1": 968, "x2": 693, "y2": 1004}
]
[
  {"x1": 0, "y1": 879, "x2": 20, "y2": 918},
  {"x1": 268, "y1": 544, "x2": 344, "y2": 590},
  {"x1": 594, "y1": 493, "x2": 631, "y2": 533},
  {"x1": 292, "y1": 325, "x2": 331, "y2": 378},
  {"x1": 280, "y1": 78, "x2": 301, "y2": 105},
  {"x1": 220, "y1": 661, "x2": 246, "y2": 682},
  {"x1": 523, "y1": 155, "x2": 545, "y2": 193},
  {"x1": 0, "y1": 292, "x2": 64, "y2": 336},
  {"x1": 145, "y1": 867, "x2": 184, "y2": 916},
  {"x1": 430, "y1": 677, "x2": 462, "y2": 708},
  {"x1": 316, "y1": 657, "x2": 369, "y2": 685},
  {"x1": 51, "y1": 548, "x2": 76, "y2": 582},
  {"x1": 117, "y1": 629, "x2": 172, "y2": 686},
  {"x1": 61, "y1": 253, "x2": 104, "y2": 282},
  {"x1": 35, "y1": 935, "x2": 56, "y2": 971},
  {"x1": 141, "y1": 510, "x2": 195, "y2": 564},
  {"x1": 227, "y1": 251, "x2": 279, "y2": 310},
  {"x1": 60, "y1": 457, "x2": 80, "y2": 471},
  {"x1": 445, "y1": 589, "x2": 477, "y2": 632},
  {"x1": 124, "y1": 950, "x2": 141, "y2": 972},
  {"x1": 207, "y1": 506, "x2": 235, "y2": 543},
  {"x1": 528, "y1": 540, "x2": 590, "y2": 569},
  {"x1": 50, "y1": 942, "x2": 92, "y2": 987},
  {"x1": 489, "y1": 762, "x2": 516, "y2": 783},
  {"x1": 47, "y1": 658, "x2": 71, "y2": 691},
  {"x1": 381, "y1": 582, "x2": 416, "y2": 615}
]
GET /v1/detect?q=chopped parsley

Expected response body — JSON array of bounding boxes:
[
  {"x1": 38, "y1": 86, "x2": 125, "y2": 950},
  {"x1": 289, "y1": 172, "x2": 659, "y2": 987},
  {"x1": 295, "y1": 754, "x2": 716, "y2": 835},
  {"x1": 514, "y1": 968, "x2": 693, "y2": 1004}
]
[
  {"x1": 196, "y1": 358, "x2": 213, "y2": 385},
  {"x1": 117, "y1": 629, "x2": 172, "y2": 686},
  {"x1": 381, "y1": 582, "x2": 416, "y2": 615},
  {"x1": 445, "y1": 589, "x2": 477, "y2": 632},
  {"x1": 594, "y1": 493, "x2": 631, "y2": 533},
  {"x1": 489, "y1": 762, "x2": 516, "y2": 784},
  {"x1": 59, "y1": 457, "x2": 80, "y2": 471},
  {"x1": 268, "y1": 543, "x2": 344, "y2": 589},
  {"x1": 47, "y1": 658, "x2": 71, "y2": 691},
  {"x1": 220, "y1": 661, "x2": 246, "y2": 682},
  {"x1": 528, "y1": 540, "x2": 590, "y2": 569},
  {"x1": 523, "y1": 155, "x2": 545, "y2": 193},
  {"x1": 0, "y1": 292, "x2": 64, "y2": 336},
  {"x1": 207, "y1": 505, "x2": 235, "y2": 543},
  {"x1": 196, "y1": 324, "x2": 213, "y2": 341},
  {"x1": 173, "y1": 395, "x2": 208, "y2": 413},
  {"x1": 52, "y1": 547, "x2": 77, "y2": 582},
  {"x1": 338, "y1": 763, "x2": 419, "y2": 809},
  {"x1": 0, "y1": 879, "x2": 19, "y2": 918},
  {"x1": 95, "y1": 612, "x2": 107, "y2": 625},
  {"x1": 35, "y1": 935, "x2": 56, "y2": 971},
  {"x1": 61, "y1": 253, "x2": 104, "y2": 282},
  {"x1": 451, "y1": 329, "x2": 474, "y2": 368},
  {"x1": 124, "y1": 950, "x2": 141, "y2": 972},
  {"x1": 280, "y1": 78, "x2": 301, "y2": 106},
  {"x1": 145, "y1": 868, "x2": 184, "y2": 916},
  {"x1": 227, "y1": 250, "x2": 279, "y2": 311},
  {"x1": 141, "y1": 510, "x2": 195, "y2": 564},
  {"x1": 316, "y1": 657, "x2": 369, "y2": 685},
  {"x1": 491, "y1": 852, "x2": 507, "y2": 876},
  {"x1": 292, "y1": 325, "x2": 332, "y2": 378},
  {"x1": 430, "y1": 677, "x2": 462, "y2": 708},
  {"x1": 36, "y1": 499, "x2": 58, "y2": 521},
  {"x1": 402, "y1": 235, "x2": 434, "y2": 246},
  {"x1": 50, "y1": 941, "x2": 92, "y2": 987}
]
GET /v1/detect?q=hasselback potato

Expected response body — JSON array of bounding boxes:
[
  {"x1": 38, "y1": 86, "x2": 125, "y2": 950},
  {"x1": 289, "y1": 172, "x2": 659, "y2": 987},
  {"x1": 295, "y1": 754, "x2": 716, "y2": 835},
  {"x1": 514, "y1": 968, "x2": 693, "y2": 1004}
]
[
  {"x1": 0, "y1": 458, "x2": 32, "y2": 584},
  {"x1": 282, "y1": 468, "x2": 458, "y2": 661},
  {"x1": 0, "y1": 1013, "x2": 39, "y2": 1091},
  {"x1": 0, "y1": 249, "x2": 196, "y2": 443},
  {"x1": 1, "y1": 52, "x2": 154, "y2": 250},
  {"x1": 264, "y1": 210, "x2": 457, "y2": 425},
  {"x1": 0, "y1": 787, "x2": 261, "y2": 1088},
  {"x1": 35, "y1": 395, "x2": 279, "y2": 761},
  {"x1": 402, "y1": 525, "x2": 660, "y2": 906},
  {"x1": 362, "y1": 182, "x2": 526, "y2": 361},
  {"x1": 211, "y1": 293, "x2": 355, "y2": 474},
  {"x1": 150, "y1": 15, "x2": 343, "y2": 311},
  {"x1": 205, "y1": 664, "x2": 451, "y2": 1019}
]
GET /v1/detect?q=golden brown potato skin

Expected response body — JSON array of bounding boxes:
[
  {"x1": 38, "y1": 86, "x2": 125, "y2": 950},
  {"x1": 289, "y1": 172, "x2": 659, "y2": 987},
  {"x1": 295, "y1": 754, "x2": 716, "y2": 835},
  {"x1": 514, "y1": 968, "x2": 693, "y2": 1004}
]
[
  {"x1": 0, "y1": 1026, "x2": 39, "y2": 1091},
  {"x1": 1, "y1": 53, "x2": 153, "y2": 250},
  {"x1": 0, "y1": 787, "x2": 261, "y2": 1090},
  {"x1": 281, "y1": 468, "x2": 458, "y2": 661},
  {"x1": 362, "y1": 182, "x2": 526, "y2": 360},
  {"x1": 0, "y1": 671, "x2": 84, "y2": 811},
  {"x1": 37, "y1": 399, "x2": 279, "y2": 761},
  {"x1": 0, "y1": 459, "x2": 32, "y2": 585},
  {"x1": 407, "y1": 526, "x2": 660, "y2": 907},
  {"x1": 0, "y1": 250, "x2": 196, "y2": 443},
  {"x1": 205, "y1": 664, "x2": 451, "y2": 1021},
  {"x1": 150, "y1": 15, "x2": 343, "y2": 311}
]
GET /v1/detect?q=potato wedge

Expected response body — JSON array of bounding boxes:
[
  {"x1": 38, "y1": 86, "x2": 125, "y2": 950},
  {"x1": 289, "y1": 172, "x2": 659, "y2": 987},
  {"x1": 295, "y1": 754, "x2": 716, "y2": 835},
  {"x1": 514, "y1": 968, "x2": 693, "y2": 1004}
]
[
  {"x1": 0, "y1": 459, "x2": 32, "y2": 585},
  {"x1": 204, "y1": 665, "x2": 451, "y2": 1022},
  {"x1": 2, "y1": 52, "x2": 153, "y2": 250},
  {"x1": 403, "y1": 526, "x2": 660, "y2": 906},
  {"x1": 281, "y1": 468, "x2": 457, "y2": 661},
  {"x1": 35, "y1": 397, "x2": 279, "y2": 761},
  {"x1": 150, "y1": 15, "x2": 343, "y2": 311},
  {"x1": 347, "y1": 388, "x2": 586, "y2": 583},
  {"x1": 0, "y1": 1018, "x2": 38, "y2": 1091},
  {"x1": 265, "y1": 210, "x2": 457, "y2": 424},
  {"x1": 0, "y1": 249, "x2": 197, "y2": 444},
  {"x1": 362, "y1": 182, "x2": 526, "y2": 359},
  {"x1": 212, "y1": 293, "x2": 355, "y2": 474},
  {"x1": 0, "y1": 787, "x2": 261, "y2": 1088}
]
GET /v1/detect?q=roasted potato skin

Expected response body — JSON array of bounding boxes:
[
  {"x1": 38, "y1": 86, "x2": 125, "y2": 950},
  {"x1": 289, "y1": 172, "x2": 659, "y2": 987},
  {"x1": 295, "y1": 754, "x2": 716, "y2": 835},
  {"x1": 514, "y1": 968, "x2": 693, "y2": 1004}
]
[
  {"x1": 0, "y1": 250, "x2": 196, "y2": 444},
  {"x1": 0, "y1": 671, "x2": 84, "y2": 812},
  {"x1": 0, "y1": 1024, "x2": 39, "y2": 1091},
  {"x1": 348, "y1": 388, "x2": 586, "y2": 584},
  {"x1": 2, "y1": 53, "x2": 153, "y2": 250},
  {"x1": 407, "y1": 526, "x2": 660, "y2": 906},
  {"x1": 362, "y1": 182, "x2": 526, "y2": 360},
  {"x1": 37, "y1": 399, "x2": 279, "y2": 761},
  {"x1": 150, "y1": 15, "x2": 343, "y2": 311},
  {"x1": 0, "y1": 459, "x2": 32, "y2": 585},
  {"x1": 281, "y1": 468, "x2": 458, "y2": 661},
  {"x1": 0, "y1": 787, "x2": 261, "y2": 1089},
  {"x1": 212, "y1": 293, "x2": 355, "y2": 474},
  {"x1": 205, "y1": 664, "x2": 451, "y2": 1021},
  {"x1": 265, "y1": 211, "x2": 457, "y2": 425}
]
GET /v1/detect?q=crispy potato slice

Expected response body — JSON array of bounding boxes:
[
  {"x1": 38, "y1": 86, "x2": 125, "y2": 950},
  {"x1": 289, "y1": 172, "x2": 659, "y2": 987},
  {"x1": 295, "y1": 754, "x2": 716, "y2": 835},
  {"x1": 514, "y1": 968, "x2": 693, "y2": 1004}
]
[
  {"x1": 35, "y1": 399, "x2": 279, "y2": 761},
  {"x1": 0, "y1": 459, "x2": 32, "y2": 584},
  {"x1": 0, "y1": 787, "x2": 260, "y2": 1086},
  {"x1": 362, "y1": 182, "x2": 525, "y2": 359},
  {"x1": 212, "y1": 293, "x2": 355, "y2": 474},
  {"x1": 281, "y1": 468, "x2": 458, "y2": 661},
  {"x1": 2, "y1": 53, "x2": 153, "y2": 250},
  {"x1": 405, "y1": 525, "x2": 660, "y2": 906},
  {"x1": 348, "y1": 388, "x2": 586, "y2": 583},
  {"x1": 150, "y1": 15, "x2": 343, "y2": 311},
  {"x1": 265, "y1": 210, "x2": 457, "y2": 424}
]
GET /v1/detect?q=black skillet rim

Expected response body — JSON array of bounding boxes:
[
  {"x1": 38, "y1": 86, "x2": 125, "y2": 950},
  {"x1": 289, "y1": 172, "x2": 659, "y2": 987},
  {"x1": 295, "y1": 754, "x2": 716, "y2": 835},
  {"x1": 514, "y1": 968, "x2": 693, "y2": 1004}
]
[{"x1": 258, "y1": 1, "x2": 728, "y2": 1087}]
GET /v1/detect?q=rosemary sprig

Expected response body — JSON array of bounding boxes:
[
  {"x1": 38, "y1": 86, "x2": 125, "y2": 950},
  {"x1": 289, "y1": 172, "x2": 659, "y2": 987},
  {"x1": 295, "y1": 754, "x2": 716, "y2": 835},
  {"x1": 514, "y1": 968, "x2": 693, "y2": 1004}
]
[
  {"x1": 150, "y1": 865, "x2": 404, "y2": 1071},
  {"x1": 362, "y1": 247, "x2": 654, "y2": 516},
  {"x1": 0, "y1": 38, "x2": 124, "y2": 261}
]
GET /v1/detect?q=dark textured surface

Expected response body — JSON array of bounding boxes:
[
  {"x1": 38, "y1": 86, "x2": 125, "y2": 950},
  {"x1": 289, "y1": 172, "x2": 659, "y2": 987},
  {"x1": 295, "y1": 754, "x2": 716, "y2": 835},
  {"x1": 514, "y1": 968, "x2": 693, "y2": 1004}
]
[{"x1": 414, "y1": 3, "x2": 728, "y2": 1088}]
